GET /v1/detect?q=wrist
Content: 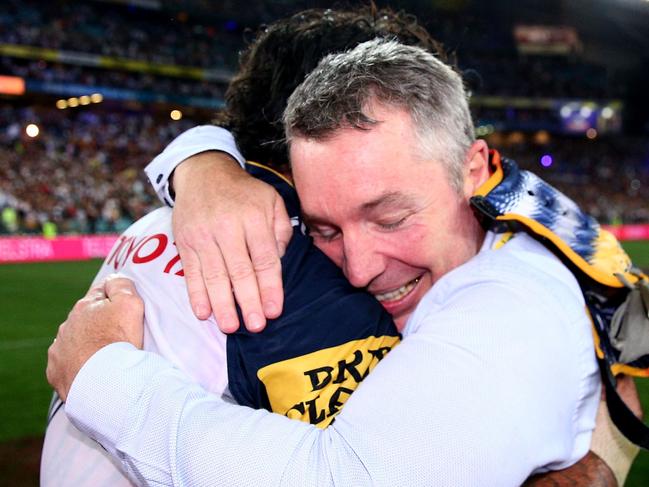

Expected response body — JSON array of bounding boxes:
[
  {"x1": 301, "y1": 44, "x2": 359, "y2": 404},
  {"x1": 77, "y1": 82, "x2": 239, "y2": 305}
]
[{"x1": 171, "y1": 151, "x2": 245, "y2": 198}]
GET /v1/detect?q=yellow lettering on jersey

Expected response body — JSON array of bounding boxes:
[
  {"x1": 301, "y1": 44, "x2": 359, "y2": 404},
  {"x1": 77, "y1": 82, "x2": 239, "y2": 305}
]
[{"x1": 257, "y1": 335, "x2": 400, "y2": 428}]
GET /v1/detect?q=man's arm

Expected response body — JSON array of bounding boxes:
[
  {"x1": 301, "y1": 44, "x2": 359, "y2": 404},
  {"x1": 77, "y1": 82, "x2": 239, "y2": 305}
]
[
  {"x1": 145, "y1": 126, "x2": 292, "y2": 332},
  {"x1": 51, "y1": 270, "x2": 598, "y2": 486},
  {"x1": 524, "y1": 452, "x2": 616, "y2": 487}
]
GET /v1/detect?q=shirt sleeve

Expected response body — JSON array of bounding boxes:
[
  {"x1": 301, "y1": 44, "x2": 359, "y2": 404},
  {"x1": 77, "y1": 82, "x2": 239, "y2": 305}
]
[
  {"x1": 64, "y1": 263, "x2": 599, "y2": 487},
  {"x1": 145, "y1": 125, "x2": 246, "y2": 207}
]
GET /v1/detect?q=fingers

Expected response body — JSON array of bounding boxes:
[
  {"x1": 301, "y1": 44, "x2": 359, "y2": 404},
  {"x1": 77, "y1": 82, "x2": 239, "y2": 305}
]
[
  {"x1": 170, "y1": 154, "x2": 293, "y2": 333},
  {"x1": 46, "y1": 323, "x2": 67, "y2": 401},
  {"x1": 83, "y1": 287, "x2": 107, "y2": 305},
  {"x1": 194, "y1": 241, "x2": 241, "y2": 333},
  {"x1": 175, "y1": 224, "x2": 243, "y2": 331},
  {"x1": 175, "y1": 236, "x2": 212, "y2": 320},
  {"x1": 273, "y1": 197, "x2": 293, "y2": 258},
  {"x1": 218, "y1": 221, "x2": 266, "y2": 332},
  {"x1": 103, "y1": 275, "x2": 145, "y2": 348},
  {"x1": 245, "y1": 211, "x2": 285, "y2": 321}
]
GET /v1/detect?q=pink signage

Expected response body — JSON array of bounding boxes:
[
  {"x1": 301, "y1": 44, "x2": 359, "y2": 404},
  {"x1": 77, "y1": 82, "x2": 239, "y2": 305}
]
[
  {"x1": 0, "y1": 235, "x2": 119, "y2": 263},
  {"x1": 0, "y1": 225, "x2": 648, "y2": 264},
  {"x1": 602, "y1": 224, "x2": 649, "y2": 242}
]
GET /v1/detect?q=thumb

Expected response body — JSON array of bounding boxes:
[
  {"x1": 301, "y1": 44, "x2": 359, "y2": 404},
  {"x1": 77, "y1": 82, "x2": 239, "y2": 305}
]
[{"x1": 103, "y1": 274, "x2": 140, "y2": 302}]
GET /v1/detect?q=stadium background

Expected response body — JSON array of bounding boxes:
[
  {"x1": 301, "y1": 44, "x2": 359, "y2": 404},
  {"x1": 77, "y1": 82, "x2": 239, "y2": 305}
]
[{"x1": 0, "y1": 0, "x2": 648, "y2": 484}]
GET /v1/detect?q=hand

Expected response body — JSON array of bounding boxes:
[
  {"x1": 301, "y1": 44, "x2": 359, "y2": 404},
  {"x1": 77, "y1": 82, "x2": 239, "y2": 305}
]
[
  {"x1": 46, "y1": 275, "x2": 144, "y2": 402},
  {"x1": 172, "y1": 151, "x2": 293, "y2": 333}
]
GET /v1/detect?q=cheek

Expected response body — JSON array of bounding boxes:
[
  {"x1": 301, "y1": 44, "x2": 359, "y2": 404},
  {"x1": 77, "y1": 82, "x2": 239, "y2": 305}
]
[
  {"x1": 313, "y1": 239, "x2": 344, "y2": 267},
  {"x1": 384, "y1": 224, "x2": 433, "y2": 267}
]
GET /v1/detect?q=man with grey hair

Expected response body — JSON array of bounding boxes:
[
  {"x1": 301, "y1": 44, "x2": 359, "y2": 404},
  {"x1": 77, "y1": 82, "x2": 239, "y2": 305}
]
[
  {"x1": 48, "y1": 38, "x2": 603, "y2": 485},
  {"x1": 283, "y1": 38, "x2": 489, "y2": 332}
]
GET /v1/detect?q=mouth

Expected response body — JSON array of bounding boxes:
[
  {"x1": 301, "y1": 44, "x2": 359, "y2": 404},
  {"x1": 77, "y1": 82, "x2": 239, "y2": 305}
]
[{"x1": 374, "y1": 277, "x2": 421, "y2": 303}]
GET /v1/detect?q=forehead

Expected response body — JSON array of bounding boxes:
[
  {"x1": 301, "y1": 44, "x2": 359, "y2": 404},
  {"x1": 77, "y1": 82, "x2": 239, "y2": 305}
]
[
  {"x1": 290, "y1": 114, "x2": 448, "y2": 221},
  {"x1": 290, "y1": 106, "x2": 419, "y2": 180},
  {"x1": 291, "y1": 133, "x2": 407, "y2": 206}
]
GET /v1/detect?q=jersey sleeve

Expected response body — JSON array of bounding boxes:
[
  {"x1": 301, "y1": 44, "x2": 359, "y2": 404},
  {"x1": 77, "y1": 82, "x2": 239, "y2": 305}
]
[{"x1": 145, "y1": 125, "x2": 246, "y2": 207}]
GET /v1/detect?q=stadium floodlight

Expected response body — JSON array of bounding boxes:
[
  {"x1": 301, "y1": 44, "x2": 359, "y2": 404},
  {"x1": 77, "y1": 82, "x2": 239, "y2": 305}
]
[
  {"x1": 534, "y1": 130, "x2": 550, "y2": 145},
  {"x1": 56, "y1": 99, "x2": 68, "y2": 109},
  {"x1": 68, "y1": 98, "x2": 79, "y2": 108},
  {"x1": 79, "y1": 95, "x2": 91, "y2": 105},
  {"x1": 560, "y1": 105, "x2": 572, "y2": 118},
  {"x1": 170, "y1": 109, "x2": 183, "y2": 120},
  {"x1": 601, "y1": 106, "x2": 614, "y2": 119},
  {"x1": 25, "y1": 124, "x2": 39, "y2": 138},
  {"x1": 90, "y1": 93, "x2": 103, "y2": 103},
  {"x1": 580, "y1": 106, "x2": 593, "y2": 118}
]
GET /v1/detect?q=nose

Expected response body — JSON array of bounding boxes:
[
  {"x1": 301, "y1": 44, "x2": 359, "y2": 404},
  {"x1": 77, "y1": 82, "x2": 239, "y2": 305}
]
[{"x1": 341, "y1": 229, "x2": 384, "y2": 289}]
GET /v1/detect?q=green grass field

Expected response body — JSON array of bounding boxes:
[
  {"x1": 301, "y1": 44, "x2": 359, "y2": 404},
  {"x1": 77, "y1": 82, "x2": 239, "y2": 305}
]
[{"x1": 1, "y1": 240, "x2": 648, "y2": 484}]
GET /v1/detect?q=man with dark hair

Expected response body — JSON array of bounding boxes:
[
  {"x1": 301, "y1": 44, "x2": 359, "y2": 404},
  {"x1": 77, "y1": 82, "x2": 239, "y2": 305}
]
[{"x1": 149, "y1": 6, "x2": 448, "y2": 333}]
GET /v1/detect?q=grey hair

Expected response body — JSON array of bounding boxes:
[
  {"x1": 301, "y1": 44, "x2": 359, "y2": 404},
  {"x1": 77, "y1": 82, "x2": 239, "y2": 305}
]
[{"x1": 283, "y1": 38, "x2": 475, "y2": 193}]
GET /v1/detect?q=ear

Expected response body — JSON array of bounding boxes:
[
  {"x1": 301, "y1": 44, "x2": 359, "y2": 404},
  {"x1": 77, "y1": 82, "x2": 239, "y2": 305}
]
[{"x1": 462, "y1": 140, "x2": 490, "y2": 198}]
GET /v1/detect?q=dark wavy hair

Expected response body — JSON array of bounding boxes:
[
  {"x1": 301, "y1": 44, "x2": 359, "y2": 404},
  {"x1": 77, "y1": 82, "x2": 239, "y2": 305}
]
[{"x1": 214, "y1": 5, "x2": 447, "y2": 171}]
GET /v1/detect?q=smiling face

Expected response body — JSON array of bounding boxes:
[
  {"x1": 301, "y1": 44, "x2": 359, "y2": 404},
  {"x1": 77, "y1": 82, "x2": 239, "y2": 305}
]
[{"x1": 290, "y1": 105, "x2": 490, "y2": 330}]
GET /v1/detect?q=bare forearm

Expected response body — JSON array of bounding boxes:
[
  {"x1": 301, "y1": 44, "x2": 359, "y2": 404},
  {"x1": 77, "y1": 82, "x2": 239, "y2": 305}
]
[{"x1": 523, "y1": 452, "x2": 617, "y2": 487}]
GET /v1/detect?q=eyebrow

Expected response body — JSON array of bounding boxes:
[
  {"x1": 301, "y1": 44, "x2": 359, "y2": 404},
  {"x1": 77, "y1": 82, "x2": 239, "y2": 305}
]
[
  {"x1": 302, "y1": 191, "x2": 418, "y2": 228},
  {"x1": 360, "y1": 191, "x2": 418, "y2": 214}
]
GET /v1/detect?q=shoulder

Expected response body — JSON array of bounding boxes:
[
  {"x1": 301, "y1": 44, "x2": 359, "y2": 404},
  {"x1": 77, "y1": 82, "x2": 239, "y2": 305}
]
[
  {"x1": 401, "y1": 232, "x2": 600, "y2": 470},
  {"x1": 246, "y1": 162, "x2": 301, "y2": 219},
  {"x1": 405, "y1": 232, "x2": 592, "y2": 366},
  {"x1": 100, "y1": 207, "x2": 175, "y2": 276},
  {"x1": 229, "y1": 232, "x2": 399, "y2": 419},
  {"x1": 124, "y1": 206, "x2": 172, "y2": 233},
  {"x1": 239, "y1": 233, "x2": 398, "y2": 364},
  {"x1": 414, "y1": 232, "x2": 584, "y2": 327}
]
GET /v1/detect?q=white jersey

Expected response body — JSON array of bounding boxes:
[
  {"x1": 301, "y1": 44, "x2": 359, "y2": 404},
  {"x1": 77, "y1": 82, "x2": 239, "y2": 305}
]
[{"x1": 41, "y1": 207, "x2": 230, "y2": 486}]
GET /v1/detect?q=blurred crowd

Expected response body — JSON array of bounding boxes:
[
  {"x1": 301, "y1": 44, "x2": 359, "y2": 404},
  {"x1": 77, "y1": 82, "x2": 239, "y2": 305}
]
[
  {"x1": 0, "y1": 0, "x2": 619, "y2": 101},
  {"x1": 438, "y1": 15, "x2": 618, "y2": 100},
  {"x1": 493, "y1": 136, "x2": 649, "y2": 224},
  {"x1": 0, "y1": 105, "x2": 196, "y2": 236},
  {"x1": 1, "y1": 57, "x2": 226, "y2": 100},
  {"x1": 1, "y1": 103, "x2": 647, "y2": 237},
  {"x1": 0, "y1": 0, "x2": 241, "y2": 69},
  {"x1": 0, "y1": 1, "x2": 644, "y2": 236}
]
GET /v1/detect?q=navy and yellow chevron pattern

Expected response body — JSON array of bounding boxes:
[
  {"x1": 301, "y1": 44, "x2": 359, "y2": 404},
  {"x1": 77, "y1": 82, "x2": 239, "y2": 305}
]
[{"x1": 472, "y1": 151, "x2": 648, "y2": 378}]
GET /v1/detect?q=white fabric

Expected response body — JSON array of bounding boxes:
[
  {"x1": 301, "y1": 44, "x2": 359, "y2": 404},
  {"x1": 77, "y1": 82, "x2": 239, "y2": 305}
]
[
  {"x1": 144, "y1": 125, "x2": 246, "y2": 206},
  {"x1": 41, "y1": 207, "x2": 231, "y2": 487},
  {"x1": 64, "y1": 230, "x2": 601, "y2": 487}
]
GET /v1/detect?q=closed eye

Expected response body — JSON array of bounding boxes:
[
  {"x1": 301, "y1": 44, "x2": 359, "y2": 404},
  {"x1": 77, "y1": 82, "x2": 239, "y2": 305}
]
[
  {"x1": 309, "y1": 226, "x2": 341, "y2": 242},
  {"x1": 377, "y1": 215, "x2": 409, "y2": 231}
]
